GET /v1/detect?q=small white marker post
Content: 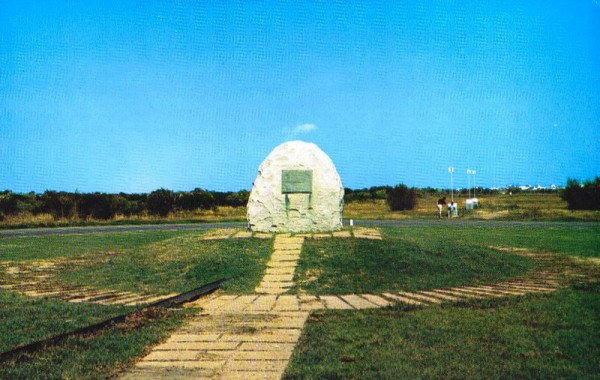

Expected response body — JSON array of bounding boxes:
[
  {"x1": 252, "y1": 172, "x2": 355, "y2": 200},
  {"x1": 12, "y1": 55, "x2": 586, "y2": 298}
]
[{"x1": 350, "y1": 219, "x2": 354, "y2": 227}]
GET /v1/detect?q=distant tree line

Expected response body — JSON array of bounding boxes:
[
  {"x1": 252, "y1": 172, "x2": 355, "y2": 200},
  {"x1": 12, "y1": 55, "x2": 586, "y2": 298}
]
[
  {"x1": 0, "y1": 180, "x2": 582, "y2": 221},
  {"x1": 343, "y1": 186, "x2": 390, "y2": 202},
  {"x1": 561, "y1": 178, "x2": 600, "y2": 210},
  {"x1": 0, "y1": 185, "x2": 425, "y2": 219},
  {"x1": 0, "y1": 188, "x2": 250, "y2": 220}
]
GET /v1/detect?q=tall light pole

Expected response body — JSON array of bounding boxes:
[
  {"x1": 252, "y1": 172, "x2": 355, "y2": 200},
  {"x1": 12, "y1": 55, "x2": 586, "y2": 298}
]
[
  {"x1": 448, "y1": 167, "x2": 454, "y2": 202},
  {"x1": 472, "y1": 170, "x2": 476, "y2": 199},
  {"x1": 467, "y1": 169, "x2": 472, "y2": 198}
]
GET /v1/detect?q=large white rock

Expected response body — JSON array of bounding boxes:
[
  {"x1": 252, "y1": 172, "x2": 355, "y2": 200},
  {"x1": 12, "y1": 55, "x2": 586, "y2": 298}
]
[{"x1": 247, "y1": 141, "x2": 344, "y2": 233}]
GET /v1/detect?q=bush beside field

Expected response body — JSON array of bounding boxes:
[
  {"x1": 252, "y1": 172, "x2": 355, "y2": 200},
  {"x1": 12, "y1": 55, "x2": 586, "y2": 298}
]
[{"x1": 561, "y1": 177, "x2": 600, "y2": 211}]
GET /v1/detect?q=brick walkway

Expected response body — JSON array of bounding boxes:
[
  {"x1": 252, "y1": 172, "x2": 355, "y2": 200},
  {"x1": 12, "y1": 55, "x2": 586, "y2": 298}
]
[
  {"x1": 0, "y1": 229, "x2": 271, "y2": 307},
  {"x1": 0, "y1": 228, "x2": 580, "y2": 379},
  {"x1": 255, "y1": 235, "x2": 304, "y2": 295},
  {"x1": 0, "y1": 257, "x2": 178, "y2": 307},
  {"x1": 120, "y1": 230, "x2": 573, "y2": 379},
  {"x1": 0, "y1": 228, "x2": 383, "y2": 308},
  {"x1": 122, "y1": 235, "x2": 313, "y2": 379},
  {"x1": 0, "y1": 227, "x2": 600, "y2": 379},
  {"x1": 0, "y1": 228, "x2": 582, "y2": 379}
]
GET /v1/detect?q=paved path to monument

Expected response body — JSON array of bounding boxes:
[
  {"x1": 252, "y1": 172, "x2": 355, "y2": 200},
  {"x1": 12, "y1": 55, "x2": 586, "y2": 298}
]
[{"x1": 120, "y1": 229, "x2": 583, "y2": 380}]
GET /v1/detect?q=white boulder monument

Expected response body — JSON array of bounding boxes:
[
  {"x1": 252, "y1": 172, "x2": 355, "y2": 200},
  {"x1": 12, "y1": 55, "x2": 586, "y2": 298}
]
[{"x1": 247, "y1": 141, "x2": 344, "y2": 233}]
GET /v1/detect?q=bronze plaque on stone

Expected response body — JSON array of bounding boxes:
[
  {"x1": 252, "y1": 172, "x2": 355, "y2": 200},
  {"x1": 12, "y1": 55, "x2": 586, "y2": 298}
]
[{"x1": 282, "y1": 170, "x2": 313, "y2": 194}]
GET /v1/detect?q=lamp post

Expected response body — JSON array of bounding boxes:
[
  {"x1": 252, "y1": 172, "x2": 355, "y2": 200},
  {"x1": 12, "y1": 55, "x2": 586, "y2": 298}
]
[
  {"x1": 466, "y1": 169, "x2": 472, "y2": 199},
  {"x1": 448, "y1": 167, "x2": 454, "y2": 202},
  {"x1": 472, "y1": 170, "x2": 476, "y2": 199}
]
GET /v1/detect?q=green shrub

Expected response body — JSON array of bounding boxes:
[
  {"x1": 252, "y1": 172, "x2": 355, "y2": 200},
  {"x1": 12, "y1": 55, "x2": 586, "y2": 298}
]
[
  {"x1": 78, "y1": 193, "x2": 117, "y2": 220},
  {"x1": 147, "y1": 189, "x2": 175, "y2": 216},
  {"x1": 0, "y1": 191, "x2": 18, "y2": 216},
  {"x1": 386, "y1": 184, "x2": 418, "y2": 211},
  {"x1": 41, "y1": 191, "x2": 77, "y2": 219},
  {"x1": 176, "y1": 188, "x2": 216, "y2": 211},
  {"x1": 561, "y1": 177, "x2": 600, "y2": 210}
]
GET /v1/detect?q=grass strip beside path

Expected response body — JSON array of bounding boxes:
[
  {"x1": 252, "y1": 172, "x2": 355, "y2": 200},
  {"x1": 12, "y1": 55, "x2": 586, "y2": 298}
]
[
  {"x1": 0, "y1": 230, "x2": 187, "y2": 261},
  {"x1": 292, "y1": 237, "x2": 535, "y2": 295},
  {"x1": 61, "y1": 235, "x2": 273, "y2": 295},
  {"x1": 0, "y1": 290, "x2": 131, "y2": 353},
  {"x1": 0, "y1": 230, "x2": 274, "y2": 295},
  {"x1": 0, "y1": 291, "x2": 192, "y2": 379},
  {"x1": 382, "y1": 224, "x2": 600, "y2": 258},
  {"x1": 284, "y1": 285, "x2": 600, "y2": 379}
]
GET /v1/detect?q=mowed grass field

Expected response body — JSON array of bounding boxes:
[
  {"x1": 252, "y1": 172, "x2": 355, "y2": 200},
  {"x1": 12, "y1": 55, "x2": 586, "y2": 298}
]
[
  {"x1": 0, "y1": 223, "x2": 598, "y2": 378},
  {"x1": 0, "y1": 230, "x2": 272, "y2": 378},
  {"x1": 284, "y1": 287, "x2": 600, "y2": 379},
  {"x1": 290, "y1": 237, "x2": 535, "y2": 295},
  {"x1": 284, "y1": 225, "x2": 600, "y2": 379},
  {"x1": 0, "y1": 290, "x2": 193, "y2": 379}
]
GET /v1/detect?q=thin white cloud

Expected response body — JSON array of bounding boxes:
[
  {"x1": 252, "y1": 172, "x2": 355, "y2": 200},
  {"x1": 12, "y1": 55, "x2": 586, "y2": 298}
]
[
  {"x1": 293, "y1": 123, "x2": 317, "y2": 134},
  {"x1": 284, "y1": 123, "x2": 317, "y2": 136}
]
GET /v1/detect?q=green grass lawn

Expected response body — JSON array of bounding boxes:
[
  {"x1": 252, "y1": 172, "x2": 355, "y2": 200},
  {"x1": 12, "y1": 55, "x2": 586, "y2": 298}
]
[
  {"x1": 1, "y1": 223, "x2": 598, "y2": 378},
  {"x1": 60, "y1": 233, "x2": 273, "y2": 294},
  {"x1": 0, "y1": 289, "x2": 193, "y2": 379},
  {"x1": 382, "y1": 224, "x2": 600, "y2": 258},
  {"x1": 284, "y1": 285, "x2": 600, "y2": 379},
  {"x1": 292, "y1": 223, "x2": 600, "y2": 295},
  {"x1": 291, "y1": 237, "x2": 535, "y2": 294},
  {"x1": 0, "y1": 230, "x2": 186, "y2": 261},
  {"x1": 0, "y1": 231, "x2": 248, "y2": 378},
  {"x1": 0, "y1": 230, "x2": 273, "y2": 295},
  {"x1": 285, "y1": 224, "x2": 600, "y2": 379},
  {"x1": 0, "y1": 290, "x2": 130, "y2": 353}
]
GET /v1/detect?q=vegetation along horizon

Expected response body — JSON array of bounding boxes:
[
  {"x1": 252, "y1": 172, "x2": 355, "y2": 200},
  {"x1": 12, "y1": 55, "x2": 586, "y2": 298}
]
[{"x1": 0, "y1": 176, "x2": 599, "y2": 229}]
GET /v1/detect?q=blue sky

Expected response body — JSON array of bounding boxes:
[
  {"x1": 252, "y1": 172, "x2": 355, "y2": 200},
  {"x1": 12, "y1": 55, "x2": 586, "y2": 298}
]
[{"x1": 1, "y1": 1, "x2": 599, "y2": 193}]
